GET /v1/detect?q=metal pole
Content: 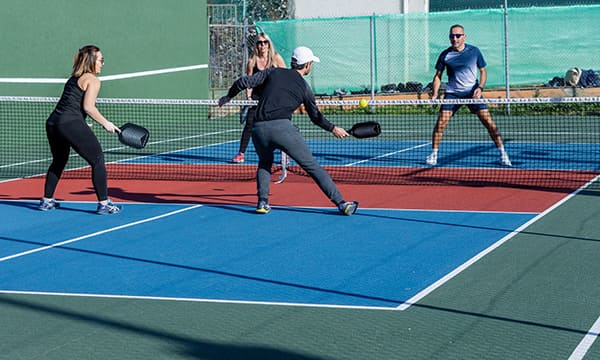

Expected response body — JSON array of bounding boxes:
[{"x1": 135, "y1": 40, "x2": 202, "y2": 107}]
[
  {"x1": 503, "y1": 0, "x2": 511, "y2": 114},
  {"x1": 242, "y1": 18, "x2": 249, "y2": 99},
  {"x1": 370, "y1": 14, "x2": 376, "y2": 103}
]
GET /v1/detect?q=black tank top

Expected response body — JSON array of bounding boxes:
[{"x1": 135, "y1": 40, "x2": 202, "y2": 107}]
[
  {"x1": 47, "y1": 76, "x2": 86, "y2": 125},
  {"x1": 250, "y1": 62, "x2": 271, "y2": 100}
]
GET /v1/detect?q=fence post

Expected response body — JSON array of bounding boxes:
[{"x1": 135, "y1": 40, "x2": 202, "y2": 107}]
[
  {"x1": 503, "y1": 0, "x2": 511, "y2": 114},
  {"x1": 242, "y1": 18, "x2": 249, "y2": 100},
  {"x1": 370, "y1": 14, "x2": 377, "y2": 103}
]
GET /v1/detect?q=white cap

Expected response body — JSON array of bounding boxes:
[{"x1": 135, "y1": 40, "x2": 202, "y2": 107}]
[
  {"x1": 565, "y1": 67, "x2": 581, "y2": 86},
  {"x1": 291, "y1": 46, "x2": 320, "y2": 66}
]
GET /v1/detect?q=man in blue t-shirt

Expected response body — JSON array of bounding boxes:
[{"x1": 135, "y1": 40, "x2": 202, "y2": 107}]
[{"x1": 427, "y1": 24, "x2": 511, "y2": 167}]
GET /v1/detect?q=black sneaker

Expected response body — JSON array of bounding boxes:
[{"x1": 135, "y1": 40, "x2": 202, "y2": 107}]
[{"x1": 339, "y1": 201, "x2": 359, "y2": 216}]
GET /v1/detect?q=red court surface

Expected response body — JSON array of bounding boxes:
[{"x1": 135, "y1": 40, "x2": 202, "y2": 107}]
[{"x1": 0, "y1": 174, "x2": 579, "y2": 213}]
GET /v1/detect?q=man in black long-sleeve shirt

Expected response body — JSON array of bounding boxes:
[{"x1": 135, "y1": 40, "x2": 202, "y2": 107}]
[{"x1": 219, "y1": 46, "x2": 358, "y2": 215}]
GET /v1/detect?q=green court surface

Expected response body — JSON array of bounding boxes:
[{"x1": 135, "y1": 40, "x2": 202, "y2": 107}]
[{"x1": 1, "y1": 185, "x2": 599, "y2": 360}]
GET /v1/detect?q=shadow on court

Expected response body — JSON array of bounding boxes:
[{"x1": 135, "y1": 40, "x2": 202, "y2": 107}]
[
  {"x1": 111, "y1": 187, "x2": 258, "y2": 205},
  {"x1": 0, "y1": 290, "x2": 591, "y2": 360},
  {"x1": 0, "y1": 200, "x2": 99, "y2": 215},
  {"x1": 0, "y1": 233, "x2": 404, "y2": 305},
  {"x1": 0, "y1": 295, "x2": 327, "y2": 360},
  {"x1": 3, "y1": 200, "x2": 600, "y2": 244}
]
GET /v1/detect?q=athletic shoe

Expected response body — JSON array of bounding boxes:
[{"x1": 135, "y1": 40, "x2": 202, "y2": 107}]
[
  {"x1": 426, "y1": 152, "x2": 438, "y2": 166},
  {"x1": 339, "y1": 201, "x2": 359, "y2": 216},
  {"x1": 500, "y1": 152, "x2": 512, "y2": 166},
  {"x1": 96, "y1": 201, "x2": 122, "y2": 215},
  {"x1": 232, "y1": 152, "x2": 245, "y2": 163},
  {"x1": 256, "y1": 201, "x2": 271, "y2": 214},
  {"x1": 38, "y1": 198, "x2": 59, "y2": 211}
]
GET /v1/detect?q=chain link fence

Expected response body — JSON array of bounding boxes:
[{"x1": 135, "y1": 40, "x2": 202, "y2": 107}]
[
  {"x1": 209, "y1": 3, "x2": 600, "y2": 99},
  {"x1": 208, "y1": 2, "x2": 288, "y2": 98},
  {"x1": 430, "y1": 0, "x2": 600, "y2": 11},
  {"x1": 258, "y1": 5, "x2": 600, "y2": 97}
]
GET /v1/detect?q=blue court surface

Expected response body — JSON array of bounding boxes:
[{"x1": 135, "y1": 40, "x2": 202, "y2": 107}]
[
  {"x1": 120, "y1": 140, "x2": 600, "y2": 171},
  {"x1": 1, "y1": 200, "x2": 536, "y2": 309}
]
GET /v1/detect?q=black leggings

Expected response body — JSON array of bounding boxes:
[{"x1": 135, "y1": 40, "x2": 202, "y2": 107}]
[
  {"x1": 252, "y1": 119, "x2": 344, "y2": 206},
  {"x1": 238, "y1": 107, "x2": 256, "y2": 153},
  {"x1": 44, "y1": 120, "x2": 108, "y2": 201}
]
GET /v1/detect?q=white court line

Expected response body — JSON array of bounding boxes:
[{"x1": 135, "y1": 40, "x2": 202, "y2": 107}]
[
  {"x1": 293, "y1": 205, "x2": 537, "y2": 215},
  {"x1": 346, "y1": 142, "x2": 430, "y2": 166},
  {"x1": 2, "y1": 183, "x2": 598, "y2": 312},
  {"x1": 0, "y1": 129, "x2": 239, "y2": 179},
  {"x1": 0, "y1": 201, "x2": 588, "y2": 313},
  {"x1": 114, "y1": 138, "x2": 240, "y2": 164},
  {"x1": 0, "y1": 64, "x2": 208, "y2": 83},
  {"x1": 0, "y1": 290, "x2": 399, "y2": 311},
  {"x1": 0, "y1": 204, "x2": 202, "y2": 263},
  {"x1": 99, "y1": 64, "x2": 207, "y2": 81},
  {"x1": 396, "y1": 174, "x2": 600, "y2": 311},
  {"x1": 569, "y1": 316, "x2": 600, "y2": 360}
]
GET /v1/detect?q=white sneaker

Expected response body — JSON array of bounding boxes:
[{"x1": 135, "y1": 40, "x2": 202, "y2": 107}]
[
  {"x1": 426, "y1": 152, "x2": 438, "y2": 166},
  {"x1": 500, "y1": 152, "x2": 512, "y2": 166}
]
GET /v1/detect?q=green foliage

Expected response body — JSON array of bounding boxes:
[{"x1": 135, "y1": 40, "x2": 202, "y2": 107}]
[
  {"x1": 430, "y1": 0, "x2": 600, "y2": 12},
  {"x1": 246, "y1": 0, "x2": 289, "y2": 21},
  {"x1": 318, "y1": 102, "x2": 600, "y2": 116},
  {"x1": 207, "y1": 0, "x2": 289, "y2": 22},
  {"x1": 489, "y1": 102, "x2": 600, "y2": 116}
]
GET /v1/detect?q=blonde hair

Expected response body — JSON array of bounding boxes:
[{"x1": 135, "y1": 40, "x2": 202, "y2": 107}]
[
  {"x1": 72, "y1": 45, "x2": 100, "y2": 77},
  {"x1": 248, "y1": 33, "x2": 278, "y2": 70}
]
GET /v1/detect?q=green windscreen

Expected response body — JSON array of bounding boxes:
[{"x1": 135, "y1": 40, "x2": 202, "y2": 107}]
[{"x1": 257, "y1": 6, "x2": 599, "y2": 95}]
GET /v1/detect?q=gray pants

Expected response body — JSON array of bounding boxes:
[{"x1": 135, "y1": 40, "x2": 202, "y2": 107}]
[{"x1": 252, "y1": 119, "x2": 344, "y2": 206}]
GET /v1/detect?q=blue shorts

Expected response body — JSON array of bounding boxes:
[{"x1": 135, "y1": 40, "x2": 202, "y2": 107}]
[{"x1": 440, "y1": 92, "x2": 488, "y2": 114}]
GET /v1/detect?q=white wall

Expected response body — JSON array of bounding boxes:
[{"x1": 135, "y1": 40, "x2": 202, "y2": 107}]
[{"x1": 289, "y1": 0, "x2": 429, "y2": 19}]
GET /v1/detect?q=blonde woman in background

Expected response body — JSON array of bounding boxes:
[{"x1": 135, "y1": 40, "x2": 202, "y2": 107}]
[{"x1": 232, "y1": 33, "x2": 286, "y2": 163}]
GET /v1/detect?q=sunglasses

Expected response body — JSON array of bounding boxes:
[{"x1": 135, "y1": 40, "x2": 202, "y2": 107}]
[
  {"x1": 256, "y1": 40, "x2": 269, "y2": 46},
  {"x1": 97, "y1": 58, "x2": 105, "y2": 65},
  {"x1": 449, "y1": 34, "x2": 464, "y2": 39}
]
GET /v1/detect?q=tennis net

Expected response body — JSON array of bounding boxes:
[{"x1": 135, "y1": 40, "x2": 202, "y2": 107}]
[{"x1": 1, "y1": 96, "x2": 599, "y2": 190}]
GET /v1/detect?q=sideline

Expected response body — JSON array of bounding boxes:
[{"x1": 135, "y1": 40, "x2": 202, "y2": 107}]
[
  {"x1": 568, "y1": 315, "x2": 600, "y2": 360},
  {"x1": 396, "y1": 174, "x2": 600, "y2": 311}
]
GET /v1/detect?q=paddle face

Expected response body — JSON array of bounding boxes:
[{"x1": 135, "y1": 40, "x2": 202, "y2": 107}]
[
  {"x1": 119, "y1": 123, "x2": 149, "y2": 149},
  {"x1": 240, "y1": 106, "x2": 249, "y2": 124},
  {"x1": 348, "y1": 121, "x2": 381, "y2": 139}
]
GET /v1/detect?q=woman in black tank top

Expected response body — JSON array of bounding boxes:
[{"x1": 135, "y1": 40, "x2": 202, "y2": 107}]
[{"x1": 39, "y1": 45, "x2": 123, "y2": 215}]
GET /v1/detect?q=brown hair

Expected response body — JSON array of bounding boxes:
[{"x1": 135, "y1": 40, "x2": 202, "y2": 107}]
[{"x1": 72, "y1": 45, "x2": 100, "y2": 77}]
